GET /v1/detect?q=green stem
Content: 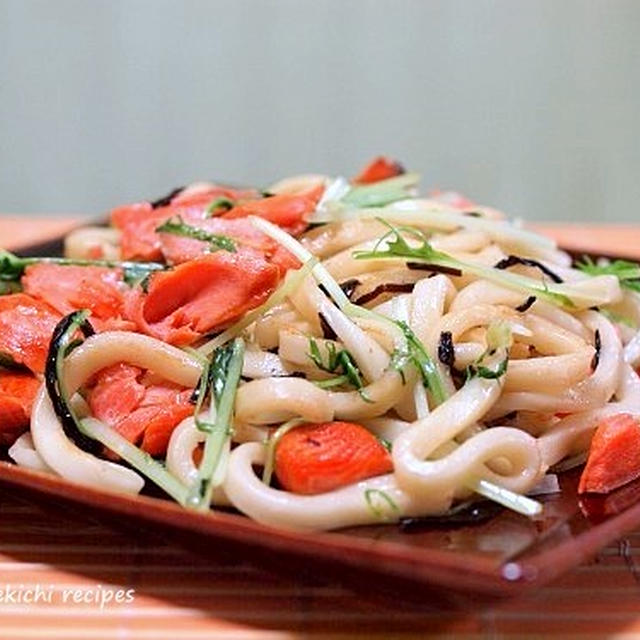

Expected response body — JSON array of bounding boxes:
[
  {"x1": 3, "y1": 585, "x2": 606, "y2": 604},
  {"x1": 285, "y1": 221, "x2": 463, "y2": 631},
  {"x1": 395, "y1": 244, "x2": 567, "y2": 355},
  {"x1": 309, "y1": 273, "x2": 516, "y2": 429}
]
[
  {"x1": 261, "y1": 418, "x2": 305, "y2": 486},
  {"x1": 188, "y1": 338, "x2": 245, "y2": 510},
  {"x1": 155, "y1": 216, "x2": 236, "y2": 252},
  {"x1": 466, "y1": 476, "x2": 542, "y2": 517},
  {"x1": 79, "y1": 418, "x2": 190, "y2": 505},
  {"x1": 0, "y1": 249, "x2": 164, "y2": 286}
]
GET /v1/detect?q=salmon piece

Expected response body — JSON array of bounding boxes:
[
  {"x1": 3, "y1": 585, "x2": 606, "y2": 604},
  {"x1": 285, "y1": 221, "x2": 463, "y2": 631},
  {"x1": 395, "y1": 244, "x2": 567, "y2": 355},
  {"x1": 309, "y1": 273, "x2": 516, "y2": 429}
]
[
  {"x1": 88, "y1": 363, "x2": 146, "y2": 426},
  {"x1": 0, "y1": 371, "x2": 41, "y2": 445},
  {"x1": 158, "y1": 214, "x2": 300, "y2": 274},
  {"x1": 221, "y1": 187, "x2": 323, "y2": 236},
  {"x1": 21, "y1": 263, "x2": 133, "y2": 331},
  {"x1": 0, "y1": 294, "x2": 61, "y2": 373},
  {"x1": 579, "y1": 413, "x2": 640, "y2": 494},
  {"x1": 275, "y1": 421, "x2": 393, "y2": 494},
  {"x1": 87, "y1": 364, "x2": 194, "y2": 457},
  {"x1": 111, "y1": 398, "x2": 193, "y2": 457},
  {"x1": 111, "y1": 185, "x2": 259, "y2": 261},
  {"x1": 139, "y1": 390, "x2": 194, "y2": 456},
  {"x1": 125, "y1": 252, "x2": 280, "y2": 345},
  {"x1": 158, "y1": 215, "x2": 277, "y2": 265},
  {"x1": 269, "y1": 244, "x2": 302, "y2": 276},
  {"x1": 111, "y1": 202, "x2": 167, "y2": 261},
  {"x1": 352, "y1": 156, "x2": 405, "y2": 184}
]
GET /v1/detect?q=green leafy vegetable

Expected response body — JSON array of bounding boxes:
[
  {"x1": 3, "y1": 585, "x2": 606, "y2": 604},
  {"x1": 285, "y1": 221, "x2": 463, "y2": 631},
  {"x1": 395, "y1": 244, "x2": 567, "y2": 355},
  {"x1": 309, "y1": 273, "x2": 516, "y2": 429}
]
[
  {"x1": 0, "y1": 280, "x2": 21, "y2": 295},
  {"x1": 205, "y1": 197, "x2": 235, "y2": 216},
  {"x1": 466, "y1": 359, "x2": 508, "y2": 381},
  {"x1": 307, "y1": 338, "x2": 370, "y2": 400},
  {"x1": 391, "y1": 321, "x2": 447, "y2": 406},
  {"x1": 156, "y1": 215, "x2": 236, "y2": 253},
  {"x1": 261, "y1": 418, "x2": 305, "y2": 486},
  {"x1": 188, "y1": 337, "x2": 244, "y2": 510},
  {"x1": 190, "y1": 357, "x2": 216, "y2": 433},
  {"x1": 0, "y1": 249, "x2": 165, "y2": 289},
  {"x1": 79, "y1": 418, "x2": 190, "y2": 505},
  {"x1": 465, "y1": 322, "x2": 511, "y2": 381},
  {"x1": 364, "y1": 488, "x2": 400, "y2": 520},
  {"x1": 576, "y1": 256, "x2": 640, "y2": 293}
]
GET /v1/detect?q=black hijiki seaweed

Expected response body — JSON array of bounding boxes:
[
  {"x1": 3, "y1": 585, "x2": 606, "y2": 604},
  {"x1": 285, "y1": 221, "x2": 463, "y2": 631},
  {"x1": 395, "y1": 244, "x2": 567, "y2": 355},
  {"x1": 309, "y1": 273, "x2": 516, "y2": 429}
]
[
  {"x1": 352, "y1": 282, "x2": 416, "y2": 307},
  {"x1": 44, "y1": 311, "x2": 101, "y2": 454},
  {"x1": 437, "y1": 331, "x2": 455, "y2": 368},
  {"x1": 339, "y1": 278, "x2": 361, "y2": 301},
  {"x1": 399, "y1": 500, "x2": 504, "y2": 532},
  {"x1": 407, "y1": 262, "x2": 463, "y2": 277},
  {"x1": 493, "y1": 255, "x2": 563, "y2": 284},
  {"x1": 150, "y1": 186, "x2": 186, "y2": 209},
  {"x1": 515, "y1": 295, "x2": 537, "y2": 313},
  {"x1": 319, "y1": 311, "x2": 338, "y2": 341},
  {"x1": 591, "y1": 328, "x2": 602, "y2": 371}
]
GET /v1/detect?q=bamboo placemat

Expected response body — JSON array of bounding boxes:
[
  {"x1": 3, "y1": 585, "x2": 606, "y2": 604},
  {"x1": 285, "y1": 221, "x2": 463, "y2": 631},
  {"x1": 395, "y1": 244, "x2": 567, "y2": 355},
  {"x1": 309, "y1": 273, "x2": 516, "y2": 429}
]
[{"x1": 0, "y1": 486, "x2": 639, "y2": 639}]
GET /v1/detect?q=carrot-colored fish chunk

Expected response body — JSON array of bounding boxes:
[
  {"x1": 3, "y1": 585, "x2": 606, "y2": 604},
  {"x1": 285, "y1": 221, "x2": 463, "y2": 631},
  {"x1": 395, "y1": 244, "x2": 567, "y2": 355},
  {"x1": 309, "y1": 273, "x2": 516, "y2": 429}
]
[
  {"x1": 111, "y1": 185, "x2": 258, "y2": 261},
  {"x1": 221, "y1": 187, "x2": 323, "y2": 236},
  {"x1": 21, "y1": 263, "x2": 132, "y2": 330},
  {"x1": 579, "y1": 413, "x2": 640, "y2": 494},
  {"x1": 125, "y1": 252, "x2": 279, "y2": 345},
  {"x1": 0, "y1": 371, "x2": 41, "y2": 445},
  {"x1": 275, "y1": 421, "x2": 393, "y2": 494},
  {"x1": 0, "y1": 293, "x2": 61, "y2": 373},
  {"x1": 87, "y1": 363, "x2": 194, "y2": 457},
  {"x1": 352, "y1": 156, "x2": 404, "y2": 184}
]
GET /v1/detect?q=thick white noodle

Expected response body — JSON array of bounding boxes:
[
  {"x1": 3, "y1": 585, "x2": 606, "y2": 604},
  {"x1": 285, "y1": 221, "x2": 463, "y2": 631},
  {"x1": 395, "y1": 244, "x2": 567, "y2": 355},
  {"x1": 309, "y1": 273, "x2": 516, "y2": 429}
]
[
  {"x1": 409, "y1": 275, "x2": 458, "y2": 399},
  {"x1": 449, "y1": 280, "x2": 526, "y2": 314},
  {"x1": 392, "y1": 376, "x2": 542, "y2": 512},
  {"x1": 328, "y1": 369, "x2": 406, "y2": 420},
  {"x1": 538, "y1": 362, "x2": 640, "y2": 469},
  {"x1": 235, "y1": 378, "x2": 334, "y2": 424},
  {"x1": 624, "y1": 330, "x2": 640, "y2": 368},
  {"x1": 242, "y1": 350, "x2": 291, "y2": 378},
  {"x1": 300, "y1": 219, "x2": 388, "y2": 259},
  {"x1": 525, "y1": 302, "x2": 592, "y2": 341},
  {"x1": 166, "y1": 417, "x2": 230, "y2": 506},
  {"x1": 361, "y1": 417, "x2": 412, "y2": 442},
  {"x1": 491, "y1": 312, "x2": 621, "y2": 415},
  {"x1": 8, "y1": 432, "x2": 53, "y2": 473},
  {"x1": 63, "y1": 332, "x2": 202, "y2": 391},
  {"x1": 31, "y1": 386, "x2": 144, "y2": 494}
]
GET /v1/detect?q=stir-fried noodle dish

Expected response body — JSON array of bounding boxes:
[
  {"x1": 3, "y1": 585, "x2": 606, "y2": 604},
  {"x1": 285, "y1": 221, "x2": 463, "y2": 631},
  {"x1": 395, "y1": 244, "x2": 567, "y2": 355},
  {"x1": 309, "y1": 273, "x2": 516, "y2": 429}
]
[{"x1": 2, "y1": 157, "x2": 640, "y2": 531}]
